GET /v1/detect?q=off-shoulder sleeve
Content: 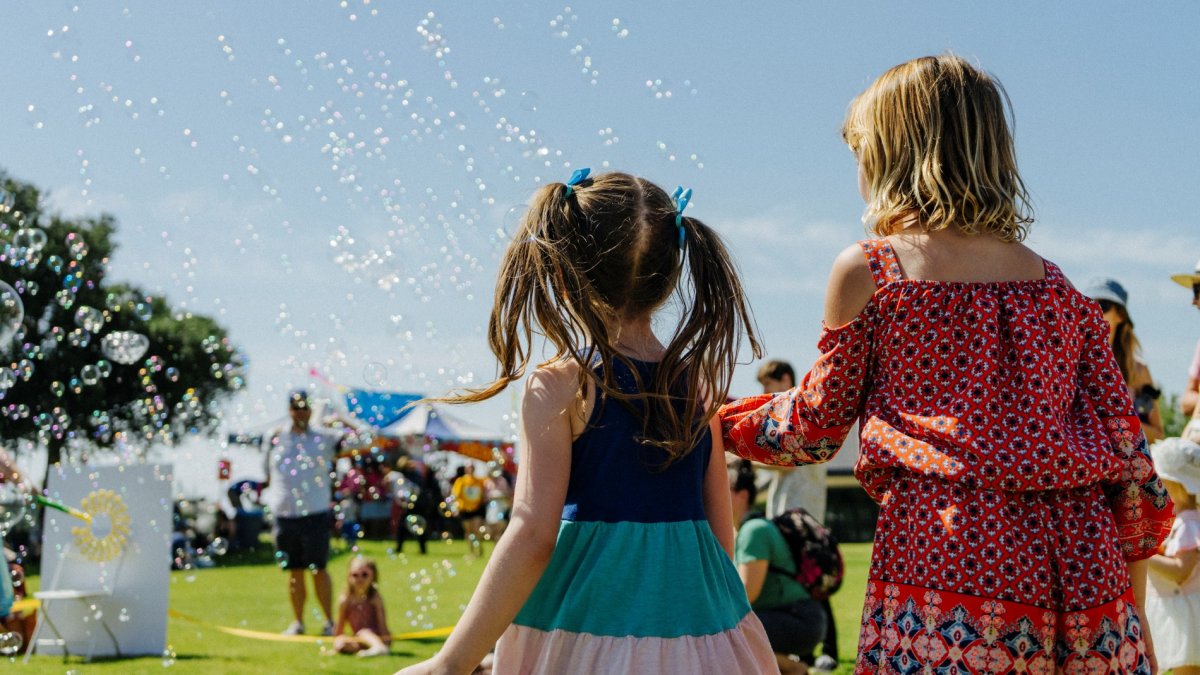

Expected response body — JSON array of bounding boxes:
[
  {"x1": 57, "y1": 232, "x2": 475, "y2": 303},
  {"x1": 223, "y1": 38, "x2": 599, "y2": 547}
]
[
  {"x1": 1076, "y1": 308, "x2": 1173, "y2": 561},
  {"x1": 719, "y1": 315, "x2": 874, "y2": 466}
]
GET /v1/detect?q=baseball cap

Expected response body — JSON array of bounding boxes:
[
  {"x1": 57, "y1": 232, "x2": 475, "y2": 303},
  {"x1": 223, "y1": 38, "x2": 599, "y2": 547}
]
[
  {"x1": 288, "y1": 389, "x2": 310, "y2": 410},
  {"x1": 1083, "y1": 277, "x2": 1128, "y2": 308}
]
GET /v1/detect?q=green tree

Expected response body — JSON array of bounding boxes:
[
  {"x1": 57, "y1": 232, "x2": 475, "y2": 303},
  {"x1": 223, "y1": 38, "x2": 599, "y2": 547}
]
[
  {"x1": 1160, "y1": 392, "x2": 1187, "y2": 439},
  {"x1": 0, "y1": 172, "x2": 245, "y2": 485}
]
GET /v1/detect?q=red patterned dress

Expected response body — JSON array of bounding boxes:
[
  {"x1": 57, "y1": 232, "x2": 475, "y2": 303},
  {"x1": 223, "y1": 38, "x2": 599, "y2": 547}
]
[{"x1": 720, "y1": 240, "x2": 1174, "y2": 674}]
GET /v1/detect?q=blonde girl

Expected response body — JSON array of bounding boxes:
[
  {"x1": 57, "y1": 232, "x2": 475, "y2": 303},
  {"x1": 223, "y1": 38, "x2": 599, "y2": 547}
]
[
  {"x1": 720, "y1": 54, "x2": 1173, "y2": 673},
  {"x1": 333, "y1": 557, "x2": 390, "y2": 657},
  {"x1": 1147, "y1": 438, "x2": 1200, "y2": 673}
]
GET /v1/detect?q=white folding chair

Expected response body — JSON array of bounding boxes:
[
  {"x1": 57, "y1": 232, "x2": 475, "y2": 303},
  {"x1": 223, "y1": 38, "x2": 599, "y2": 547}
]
[{"x1": 25, "y1": 542, "x2": 125, "y2": 662}]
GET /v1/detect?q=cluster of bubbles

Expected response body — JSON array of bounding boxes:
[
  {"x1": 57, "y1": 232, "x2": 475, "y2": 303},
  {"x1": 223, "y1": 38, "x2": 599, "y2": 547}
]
[{"x1": 400, "y1": 560, "x2": 457, "y2": 630}]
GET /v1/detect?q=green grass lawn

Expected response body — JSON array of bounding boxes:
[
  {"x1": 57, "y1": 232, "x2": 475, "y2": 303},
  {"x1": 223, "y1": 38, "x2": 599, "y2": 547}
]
[{"x1": 19, "y1": 539, "x2": 872, "y2": 674}]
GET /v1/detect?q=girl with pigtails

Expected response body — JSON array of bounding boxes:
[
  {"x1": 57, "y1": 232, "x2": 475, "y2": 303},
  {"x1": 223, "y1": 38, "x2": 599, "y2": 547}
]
[{"x1": 397, "y1": 170, "x2": 777, "y2": 675}]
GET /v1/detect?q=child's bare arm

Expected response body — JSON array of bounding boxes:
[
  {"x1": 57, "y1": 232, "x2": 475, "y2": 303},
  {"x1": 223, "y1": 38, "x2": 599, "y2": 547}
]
[
  {"x1": 335, "y1": 596, "x2": 349, "y2": 636},
  {"x1": 1148, "y1": 548, "x2": 1200, "y2": 584},
  {"x1": 373, "y1": 595, "x2": 392, "y2": 643},
  {"x1": 396, "y1": 365, "x2": 575, "y2": 675}
]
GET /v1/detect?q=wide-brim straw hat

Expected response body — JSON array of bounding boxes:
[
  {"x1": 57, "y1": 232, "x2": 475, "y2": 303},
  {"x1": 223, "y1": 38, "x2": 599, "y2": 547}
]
[{"x1": 1170, "y1": 257, "x2": 1200, "y2": 288}]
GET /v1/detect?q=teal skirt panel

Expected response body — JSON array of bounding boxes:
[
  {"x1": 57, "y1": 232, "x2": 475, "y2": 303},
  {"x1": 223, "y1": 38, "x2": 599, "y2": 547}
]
[{"x1": 513, "y1": 519, "x2": 752, "y2": 639}]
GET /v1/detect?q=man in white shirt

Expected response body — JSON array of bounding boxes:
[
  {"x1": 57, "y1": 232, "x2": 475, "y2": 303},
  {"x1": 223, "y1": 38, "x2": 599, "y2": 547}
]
[{"x1": 262, "y1": 390, "x2": 343, "y2": 636}]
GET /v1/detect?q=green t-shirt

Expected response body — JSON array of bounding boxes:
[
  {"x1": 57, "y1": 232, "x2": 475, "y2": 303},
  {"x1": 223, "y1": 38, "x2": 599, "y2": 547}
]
[{"x1": 735, "y1": 517, "x2": 810, "y2": 610}]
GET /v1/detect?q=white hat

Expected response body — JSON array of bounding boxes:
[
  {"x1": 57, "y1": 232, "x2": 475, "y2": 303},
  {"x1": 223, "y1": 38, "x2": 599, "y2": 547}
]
[
  {"x1": 1170, "y1": 257, "x2": 1200, "y2": 289},
  {"x1": 1150, "y1": 437, "x2": 1200, "y2": 496}
]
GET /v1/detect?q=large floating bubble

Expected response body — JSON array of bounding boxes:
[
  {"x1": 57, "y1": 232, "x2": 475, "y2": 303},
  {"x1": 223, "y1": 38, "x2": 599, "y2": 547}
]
[
  {"x1": 0, "y1": 483, "x2": 27, "y2": 533},
  {"x1": 0, "y1": 282, "x2": 24, "y2": 349},
  {"x1": 73, "y1": 305, "x2": 105, "y2": 332},
  {"x1": 100, "y1": 330, "x2": 149, "y2": 365},
  {"x1": 12, "y1": 228, "x2": 47, "y2": 252},
  {"x1": 207, "y1": 537, "x2": 229, "y2": 556},
  {"x1": 0, "y1": 632, "x2": 23, "y2": 656},
  {"x1": 405, "y1": 514, "x2": 427, "y2": 536}
]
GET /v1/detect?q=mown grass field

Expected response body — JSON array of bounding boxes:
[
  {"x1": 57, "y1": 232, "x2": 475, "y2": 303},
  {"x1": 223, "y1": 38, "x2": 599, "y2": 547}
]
[{"x1": 18, "y1": 539, "x2": 873, "y2": 674}]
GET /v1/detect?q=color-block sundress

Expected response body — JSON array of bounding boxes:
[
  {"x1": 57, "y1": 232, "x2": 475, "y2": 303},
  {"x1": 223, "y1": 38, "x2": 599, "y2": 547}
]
[
  {"x1": 494, "y1": 357, "x2": 777, "y2": 674},
  {"x1": 720, "y1": 240, "x2": 1174, "y2": 674}
]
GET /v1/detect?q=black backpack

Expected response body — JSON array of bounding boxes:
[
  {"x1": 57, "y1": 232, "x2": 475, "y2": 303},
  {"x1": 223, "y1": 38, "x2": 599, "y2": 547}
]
[{"x1": 761, "y1": 507, "x2": 844, "y2": 600}]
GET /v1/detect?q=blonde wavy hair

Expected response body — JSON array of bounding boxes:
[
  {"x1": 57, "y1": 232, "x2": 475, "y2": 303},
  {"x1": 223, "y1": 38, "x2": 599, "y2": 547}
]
[{"x1": 842, "y1": 54, "x2": 1034, "y2": 241}]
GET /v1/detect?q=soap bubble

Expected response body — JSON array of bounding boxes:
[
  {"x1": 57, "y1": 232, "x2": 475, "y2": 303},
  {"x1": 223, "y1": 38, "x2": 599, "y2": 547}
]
[
  {"x1": 80, "y1": 364, "x2": 100, "y2": 385},
  {"x1": 274, "y1": 550, "x2": 289, "y2": 568},
  {"x1": 208, "y1": 537, "x2": 229, "y2": 556},
  {"x1": 363, "y1": 362, "x2": 388, "y2": 386},
  {"x1": 502, "y1": 204, "x2": 527, "y2": 236},
  {"x1": 0, "y1": 282, "x2": 24, "y2": 348},
  {"x1": 0, "y1": 483, "x2": 28, "y2": 533},
  {"x1": 0, "y1": 632, "x2": 23, "y2": 656},
  {"x1": 405, "y1": 514, "x2": 427, "y2": 536},
  {"x1": 519, "y1": 90, "x2": 540, "y2": 112},
  {"x1": 73, "y1": 305, "x2": 105, "y2": 332},
  {"x1": 12, "y1": 228, "x2": 47, "y2": 251},
  {"x1": 161, "y1": 647, "x2": 176, "y2": 667},
  {"x1": 100, "y1": 331, "x2": 149, "y2": 365}
]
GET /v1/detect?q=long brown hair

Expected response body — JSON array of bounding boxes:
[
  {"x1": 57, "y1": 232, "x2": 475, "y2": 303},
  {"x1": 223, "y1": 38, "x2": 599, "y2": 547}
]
[
  {"x1": 842, "y1": 54, "x2": 1034, "y2": 241},
  {"x1": 433, "y1": 171, "x2": 760, "y2": 465},
  {"x1": 1107, "y1": 304, "x2": 1141, "y2": 384}
]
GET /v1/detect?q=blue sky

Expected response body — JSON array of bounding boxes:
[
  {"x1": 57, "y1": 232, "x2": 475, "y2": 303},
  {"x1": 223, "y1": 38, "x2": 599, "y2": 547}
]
[{"x1": 1, "y1": 1, "x2": 1198, "y2": 447}]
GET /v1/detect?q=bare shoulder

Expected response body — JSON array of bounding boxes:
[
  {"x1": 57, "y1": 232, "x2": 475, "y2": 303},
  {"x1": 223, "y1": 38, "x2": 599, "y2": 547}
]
[
  {"x1": 524, "y1": 359, "x2": 581, "y2": 403},
  {"x1": 824, "y1": 243, "x2": 877, "y2": 328}
]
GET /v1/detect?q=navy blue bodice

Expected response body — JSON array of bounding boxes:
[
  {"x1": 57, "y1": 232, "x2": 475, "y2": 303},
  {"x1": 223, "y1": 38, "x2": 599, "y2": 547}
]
[{"x1": 561, "y1": 357, "x2": 711, "y2": 523}]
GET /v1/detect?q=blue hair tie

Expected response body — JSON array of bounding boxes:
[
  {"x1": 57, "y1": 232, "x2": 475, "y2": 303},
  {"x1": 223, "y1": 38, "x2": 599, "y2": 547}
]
[
  {"x1": 671, "y1": 186, "x2": 692, "y2": 249},
  {"x1": 564, "y1": 167, "x2": 591, "y2": 198}
]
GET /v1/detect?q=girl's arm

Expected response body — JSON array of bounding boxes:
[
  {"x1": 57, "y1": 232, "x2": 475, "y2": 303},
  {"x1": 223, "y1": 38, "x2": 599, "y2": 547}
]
[
  {"x1": 1147, "y1": 548, "x2": 1200, "y2": 584},
  {"x1": 703, "y1": 417, "x2": 735, "y2": 558},
  {"x1": 396, "y1": 365, "x2": 575, "y2": 675},
  {"x1": 373, "y1": 595, "x2": 392, "y2": 644},
  {"x1": 719, "y1": 244, "x2": 876, "y2": 466},
  {"x1": 1074, "y1": 308, "x2": 1174, "y2": 561},
  {"x1": 334, "y1": 596, "x2": 349, "y2": 636},
  {"x1": 737, "y1": 559, "x2": 769, "y2": 604},
  {"x1": 1127, "y1": 558, "x2": 1158, "y2": 674}
]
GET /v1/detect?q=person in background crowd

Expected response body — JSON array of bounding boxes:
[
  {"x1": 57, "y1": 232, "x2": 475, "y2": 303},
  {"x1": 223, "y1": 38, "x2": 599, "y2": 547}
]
[
  {"x1": 1145, "y1": 438, "x2": 1200, "y2": 674},
  {"x1": 730, "y1": 460, "x2": 827, "y2": 675},
  {"x1": 451, "y1": 465, "x2": 487, "y2": 557},
  {"x1": 1085, "y1": 278, "x2": 1165, "y2": 443},
  {"x1": 262, "y1": 390, "x2": 344, "y2": 636},
  {"x1": 1172, "y1": 258, "x2": 1200, "y2": 420},
  {"x1": 754, "y1": 360, "x2": 837, "y2": 672}
]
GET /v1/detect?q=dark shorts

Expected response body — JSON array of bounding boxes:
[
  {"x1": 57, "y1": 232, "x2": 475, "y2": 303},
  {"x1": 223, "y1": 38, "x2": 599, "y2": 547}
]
[
  {"x1": 755, "y1": 598, "x2": 827, "y2": 657},
  {"x1": 272, "y1": 512, "x2": 332, "y2": 570},
  {"x1": 459, "y1": 507, "x2": 485, "y2": 520}
]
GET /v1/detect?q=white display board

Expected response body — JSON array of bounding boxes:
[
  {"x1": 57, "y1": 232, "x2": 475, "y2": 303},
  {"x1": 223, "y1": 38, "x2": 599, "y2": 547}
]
[{"x1": 37, "y1": 462, "x2": 172, "y2": 657}]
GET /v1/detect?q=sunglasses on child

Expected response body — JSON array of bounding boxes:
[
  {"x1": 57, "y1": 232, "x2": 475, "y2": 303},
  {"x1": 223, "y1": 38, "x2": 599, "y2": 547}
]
[{"x1": 351, "y1": 570, "x2": 371, "y2": 578}]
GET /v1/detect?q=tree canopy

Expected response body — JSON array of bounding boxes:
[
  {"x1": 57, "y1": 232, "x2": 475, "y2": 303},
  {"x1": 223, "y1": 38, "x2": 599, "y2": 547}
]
[{"x1": 0, "y1": 171, "x2": 244, "y2": 475}]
